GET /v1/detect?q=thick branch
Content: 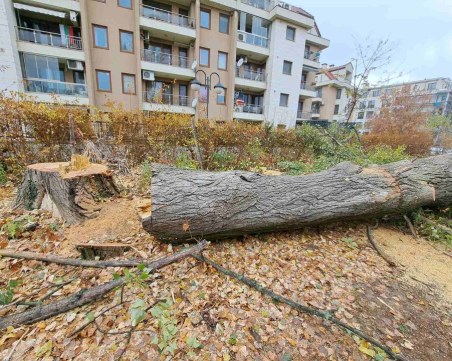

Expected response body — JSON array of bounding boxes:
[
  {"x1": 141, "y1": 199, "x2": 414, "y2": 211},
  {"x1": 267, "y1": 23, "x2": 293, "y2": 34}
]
[
  {"x1": 196, "y1": 254, "x2": 409, "y2": 361},
  {"x1": 0, "y1": 241, "x2": 208, "y2": 331}
]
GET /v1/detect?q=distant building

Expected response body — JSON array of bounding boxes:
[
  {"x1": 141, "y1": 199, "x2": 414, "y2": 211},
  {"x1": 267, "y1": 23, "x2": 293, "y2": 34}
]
[{"x1": 350, "y1": 77, "x2": 452, "y2": 127}]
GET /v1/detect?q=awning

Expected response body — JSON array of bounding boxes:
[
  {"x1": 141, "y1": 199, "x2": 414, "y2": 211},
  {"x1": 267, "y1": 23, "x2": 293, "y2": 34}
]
[{"x1": 13, "y1": 3, "x2": 66, "y2": 18}]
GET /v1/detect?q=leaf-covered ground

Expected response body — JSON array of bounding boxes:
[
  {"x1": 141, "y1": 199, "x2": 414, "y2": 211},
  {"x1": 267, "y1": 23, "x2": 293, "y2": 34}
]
[{"x1": 0, "y1": 189, "x2": 451, "y2": 360}]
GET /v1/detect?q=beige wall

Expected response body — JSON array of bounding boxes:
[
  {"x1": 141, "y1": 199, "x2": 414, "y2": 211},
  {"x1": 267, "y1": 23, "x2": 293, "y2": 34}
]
[
  {"x1": 320, "y1": 86, "x2": 336, "y2": 119},
  {"x1": 81, "y1": 0, "x2": 141, "y2": 111},
  {"x1": 196, "y1": 3, "x2": 236, "y2": 120}
]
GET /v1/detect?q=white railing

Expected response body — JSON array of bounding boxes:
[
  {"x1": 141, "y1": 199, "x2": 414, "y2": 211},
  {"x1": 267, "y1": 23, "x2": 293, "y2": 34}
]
[
  {"x1": 16, "y1": 27, "x2": 83, "y2": 50},
  {"x1": 236, "y1": 67, "x2": 266, "y2": 82},
  {"x1": 297, "y1": 111, "x2": 312, "y2": 119},
  {"x1": 237, "y1": 30, "x2": 269, "y2": 48},
  {"x1": 143, "y1": 92, "x2": 191, "y2": 107},
  {"x1": 141, "y1": 49, "x2": 193, "y2": 69},
  {"x1": 235, "y1": 104, "x2": 264, "y2": 114},
  {"x1": 24, "y1": 78, "x2": 88, "y2": 96},
  {"x1": 140, "y1": 5, "x2": 195, "y2": 29}
]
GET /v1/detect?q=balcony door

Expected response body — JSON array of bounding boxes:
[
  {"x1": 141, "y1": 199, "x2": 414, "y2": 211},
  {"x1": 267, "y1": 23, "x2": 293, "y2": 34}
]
[
  {"x1": 149, "y1": 43, "x2": 172, "y2": 65},
  {"x1": 146, "y1": 81, "x2": 172, "y2": 104}
]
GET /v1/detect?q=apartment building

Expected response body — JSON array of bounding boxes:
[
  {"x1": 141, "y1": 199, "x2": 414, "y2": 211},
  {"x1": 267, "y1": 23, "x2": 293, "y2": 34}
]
[
  {"x1": 350, "y1": 77, "x2": 452, "y2": 126},
  {"x1": 0, "y1": 0, "x2": 330, "y2": 127}
]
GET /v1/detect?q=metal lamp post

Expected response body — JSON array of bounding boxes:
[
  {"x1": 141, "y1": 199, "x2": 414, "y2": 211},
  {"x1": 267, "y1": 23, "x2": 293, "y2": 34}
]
[{"x1": 190, "y1": 70, "x2": 225, "y2": 119}]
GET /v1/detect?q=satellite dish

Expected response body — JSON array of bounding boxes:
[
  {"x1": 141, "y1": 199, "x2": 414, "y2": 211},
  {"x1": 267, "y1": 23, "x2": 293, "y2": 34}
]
[
  {"x1": 236, "y1": 58, "x2": 244, "y2": 67},
  {"x1": 191, "y1": 98, "x2": 198, "y2": 108},
  {"x1": 191, "y1": 60, "x2": 197, "y2": 70}
]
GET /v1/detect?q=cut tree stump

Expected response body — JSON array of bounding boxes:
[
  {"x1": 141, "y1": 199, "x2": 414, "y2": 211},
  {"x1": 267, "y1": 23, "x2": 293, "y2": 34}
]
[
  {"x1": 13, "y1": 162, "x2": 120, "y2": 224},
  {"x1": 142, "y1": 154, "x2": 452, "y2": 242},
  {"x1": 75, "y1": 243, "x2": 131, "y2": 260}
]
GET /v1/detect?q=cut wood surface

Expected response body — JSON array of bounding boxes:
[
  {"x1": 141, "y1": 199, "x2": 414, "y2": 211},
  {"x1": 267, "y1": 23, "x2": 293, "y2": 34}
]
[
  {"x1": 142, "y1": 155, "x2": 452, "y2": 242},
  {"x1": 13, "y1": 162, "x2": 119, "y2": 224}
]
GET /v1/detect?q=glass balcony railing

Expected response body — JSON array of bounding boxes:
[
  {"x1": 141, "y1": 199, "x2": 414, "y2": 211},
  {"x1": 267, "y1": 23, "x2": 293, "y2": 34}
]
[
  {"x1": 141, "y1": 49, "x2": 193, "y2": 69},
  {"x1": 304, "y1": 50, "x2": 321, "y2": 62},
  {"x1": 140, "y1": 5, "x2": 195, "y2": 29},
  {"x1": 24, "y1": 78, "x2": 88, "y2": 97},
  {"x1": 297, "y1": 111, "x2": 312, "y2": 119},
  {"x1": 143, "y1": 92, "x2": 191, "y2": 107},
  {"x1": 16, "y1": 27, "x2": 83, "y2": 50},
  {"x1": 236, "y1": 67, "x2": 266, "y2": 82},
  {"x1": 237, "y1": 30, "x2": 269, "y2": 48},
  {"x1": 235, "y1": 104, "x2": 264, "y2": 114},
  {"x1": 241, "y1": 0, "x2": 272, "y2": 10},
  {"x1": 300, "y1": 81, "x2": 315, "y2": 91}
]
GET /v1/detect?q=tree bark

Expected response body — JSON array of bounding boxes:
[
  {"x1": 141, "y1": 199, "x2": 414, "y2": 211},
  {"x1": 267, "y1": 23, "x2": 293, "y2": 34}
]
[
  {"x1": 142, "y1": 155, "x2": 452, "y2": 242},
  {"x1": 13, "y1": 162, "x2": 120, "y2": 224}
]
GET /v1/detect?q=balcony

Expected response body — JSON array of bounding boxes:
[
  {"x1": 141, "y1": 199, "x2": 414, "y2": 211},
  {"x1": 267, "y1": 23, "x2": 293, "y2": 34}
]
[
  {"x1": 141, "y1": 49, "x2": 195, "y2": 81},
  {"x1": 16, "y1": 27, "x2": 84, "y2": 61},
  {"x1": 233, "y1": 103, "x2": 265, "y2": 122},
  {"x1": 297, "y1": 111, "x2": 312, "y2": 120},
  {"x1": 142, "y1": 92, "x2": 195, "y2": 114},
  {"x1": 235, "y1": 68, "x2": 266, "y2": 91},
  {"x1": 140, "y1": 5, "x2": 196, "y2": 43},
  {"x1": 299, "y1": 81, "x2": 317, "y2": 98},
  {"x1": 24, "y1": 78, "x2": 88, "y2": 104},
  {"x1": 16, "y1": 0, "x2": 81, "y2": 12},
  {"x1": 237, "y1": 31, "x2": 270, "y2": 60},
  {"x1": 303, "y1": 50, "x2": 321, "y2": 69},
  {"x1": 241, "y1": 0, "x2": 272, "y2": 10}
]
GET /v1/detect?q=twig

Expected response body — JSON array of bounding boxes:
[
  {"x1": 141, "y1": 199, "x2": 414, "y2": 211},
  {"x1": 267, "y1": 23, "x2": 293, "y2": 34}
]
[
  {"x1": 19, "y1": 279, "x2": 76, "y2": 309},
  {"x1": 0, "y1": 241, "x2": 208, "y2": 331},
  {"x1": 366, "y1": 226, "x2": 398, "y2": 267},
  {"x1": 195, "y1": 254, "x2": 409, "y2": 361},
  {"x1": 5, "y1": 328, "x2": 30, "y2": 361},
  {"x1": 403, "y1": 215, "x2": 417, "y2": 238}
]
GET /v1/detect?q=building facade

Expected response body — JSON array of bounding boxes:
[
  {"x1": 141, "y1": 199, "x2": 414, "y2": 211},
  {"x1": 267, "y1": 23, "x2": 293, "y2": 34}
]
[
  {"x1": 0, "y1": 0, "x2": 329, "y2": 127},
  {"x1": 350, "y1": 77, "x2": 452, "y2": 127}
]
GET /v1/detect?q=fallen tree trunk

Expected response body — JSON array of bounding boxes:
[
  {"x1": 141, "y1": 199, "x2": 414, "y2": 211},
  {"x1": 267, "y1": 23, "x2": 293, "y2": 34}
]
[
  {"x1": 0, "y1": 241, "x2": 207, "y2": 331},
  {"x1": 142, "y1": 155, "x2": 452, "y2": 242},
  {"x1": 13, "y1": 162, "x2": 120, "y2": 224}
]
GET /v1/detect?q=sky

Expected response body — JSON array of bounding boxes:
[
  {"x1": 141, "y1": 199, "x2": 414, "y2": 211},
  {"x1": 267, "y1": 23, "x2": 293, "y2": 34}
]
[{"x1": 291, "y1": 0, "x2": 452, "y2": 84}]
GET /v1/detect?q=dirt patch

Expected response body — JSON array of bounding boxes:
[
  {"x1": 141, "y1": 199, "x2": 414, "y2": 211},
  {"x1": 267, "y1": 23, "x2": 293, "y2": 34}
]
[{"x1": 373, "y1": 226, "x2": 452, "y2": 304}]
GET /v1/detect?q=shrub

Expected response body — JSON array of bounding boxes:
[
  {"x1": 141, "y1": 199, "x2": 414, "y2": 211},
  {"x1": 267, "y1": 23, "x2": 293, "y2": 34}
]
[{"x1": 0, "y1": 163, "x2": 7, "y2": 185}]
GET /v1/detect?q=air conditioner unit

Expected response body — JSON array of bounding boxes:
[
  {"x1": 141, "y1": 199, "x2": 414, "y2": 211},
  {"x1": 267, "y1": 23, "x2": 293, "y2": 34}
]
[
  {"x1": 142, "y1": 70, "x2": 155, "y2": 81},
  {"x1": 69, "y1": 11, "x2": 78, "y2": 25},
  {"x1": 67, "y1": 60, "x2": 84, "y2": 71},
  {"x1": 238, "y1": 33, "x2": 244, "y2": 41}
]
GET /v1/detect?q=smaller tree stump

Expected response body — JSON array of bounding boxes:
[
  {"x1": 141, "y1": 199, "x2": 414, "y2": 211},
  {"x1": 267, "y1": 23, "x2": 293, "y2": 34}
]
[
  {"x1": 13, "y1": 162, "x2": 120, "y2": 224},
  {"x1": 75, "y1": 243, "x2": 131, "y2": 260}
]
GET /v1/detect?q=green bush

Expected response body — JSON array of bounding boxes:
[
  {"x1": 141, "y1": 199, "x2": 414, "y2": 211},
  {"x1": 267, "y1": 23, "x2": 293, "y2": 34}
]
[
  {"x1": 175, "y1": 153, "x2": 198, "y2": 169},
  {"x1": 0, "y1": 163, "x2": 7, "y2": 185},
  {"x1": 139, "y1": 160, "x2": 152, "y2": 192}
]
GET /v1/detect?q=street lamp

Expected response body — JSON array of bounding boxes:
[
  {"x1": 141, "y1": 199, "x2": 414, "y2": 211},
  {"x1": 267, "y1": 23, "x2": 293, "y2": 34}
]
[{"x1": 190, "y1": 69, "x2": 225, "y2": 118}]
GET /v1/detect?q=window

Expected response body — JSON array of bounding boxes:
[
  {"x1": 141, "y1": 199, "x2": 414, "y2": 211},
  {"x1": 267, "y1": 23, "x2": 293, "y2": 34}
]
[
  {"x1": 119, "y1": 30, "x2": 134, "y2": 53},
  {"x1": 218, "y1": 52, "x2": 228, "y2": 70},
  {"x1": 96, "y1": 70, "x2": 111, "y2": 92},
  {"x1": 358, "y1": 111, "x2": 364, "y2": 119},
  {"x1": 372, "y1": 89, "x2": 381, "y2": 97},
  {"x1": 334, "y1": 104, "x2": 339, "y2": 115},
  {"x1": 427, "y1": 82, "x2": 437, "y2": 91},
  {"x1": 286, "y1": 26, "x2": 295, "y2": 41},
  {"x1": 366, "y1": 111, "x2": 374, "y2": 119},
  {"x1": 93, "y1": 25, "x2": 108, "y2": 48},
  {"x1": 359, "y1": 101, "x2": 366, "y2": 109},
  {"x1": 219, "y1": 14, "x2": 229, "y2": 34},
  {"x1": 368, "y1": 100, "x2": 375, "y2": 108},
  {"x1": 200, "y1": 47, "x2": 210, "y2": 67},
  {"x1": 200, "y1": 9, "x2": 210, "y2": 29},
  {"x1": 283, "y1": 60, "x2": 292, "y2": 75},
  {"x1": 118, "y1": 0, "x2": 132, "y2": 9},
  {"x1": 217, "y1": 88, "x2": 226, "y2": 104},
  {"x1": 179, "y1": 84, "x2": 188, "y2": 106},
  {"x1": 336, "y1": 88, "x2": 342, "y2": 99},
  {"x1": 122, "y1": 73, "x2": 136, "y2": 94},
  {"x1": 279, "y1": 93, "x2": 289, "y2": 107}
]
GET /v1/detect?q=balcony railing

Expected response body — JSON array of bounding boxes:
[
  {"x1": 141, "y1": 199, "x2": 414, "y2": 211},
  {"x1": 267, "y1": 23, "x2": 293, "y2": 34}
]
[
  {"x1": 235, "y1": 104, "x2": 264, "y2": 114},
  {"x1": 300, "y1": 81, "x2": 315, "y2": 91},
  {"x1": 141, "y1": 49, "x2": 193, "y2": 69},
  {"x1": 236, "y1": 67, "x2": 266, "y2": 82},
  {"x1": 24, "y1": 78, "x2": 88, "y2": 97},
  {"x1": 237, "y1": 30, "x2": 269, "y2": 48},
  {"x1": 241, "y1": 0, "x2": 272, "y2": 10},
  {"x1": 304, "y1": 50, "x2": 320, "y2": 62},
  {"x1": 16, "y1": 27, "x2": 83, "y2": 50},
  {"x1": 143, "y1": 92, "x2": 191, "y2": 107},
  {"x1": 140, "y1": 5, "x2": 195, "y2": 29},
  {"x1": 297, "y1": 111, "x2": 312, "y2": 119}
]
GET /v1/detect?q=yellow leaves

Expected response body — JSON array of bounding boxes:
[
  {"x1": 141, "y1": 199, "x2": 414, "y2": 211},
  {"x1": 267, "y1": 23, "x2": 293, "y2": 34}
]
[
  {"x1": 358, "y1": 340, "x2": 376, "y2": 358},
  {"x1": 35, "y1": 340, "x2": 53, "y2": 358},
  {"x1": 182, "y1": 220, "x2": 190, "y2": 232},
  {"x1": 0, "y1": 326, "x2": 17, "y2": 347},
  {"x1": 222, "y1": 353, "x2": 231, "y2": 361},
  {"x1": 287, "y1": 338, "x2": 297, "y2": 346},
  {"x1": 37, "y1": 321, "x2": 47, "y2": 330}
]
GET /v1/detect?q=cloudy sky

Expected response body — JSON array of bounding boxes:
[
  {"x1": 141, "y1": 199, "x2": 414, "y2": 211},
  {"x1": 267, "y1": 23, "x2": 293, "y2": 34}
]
[{"x1": 292, "y1": 0, "x2": 452, "y2": 83}]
